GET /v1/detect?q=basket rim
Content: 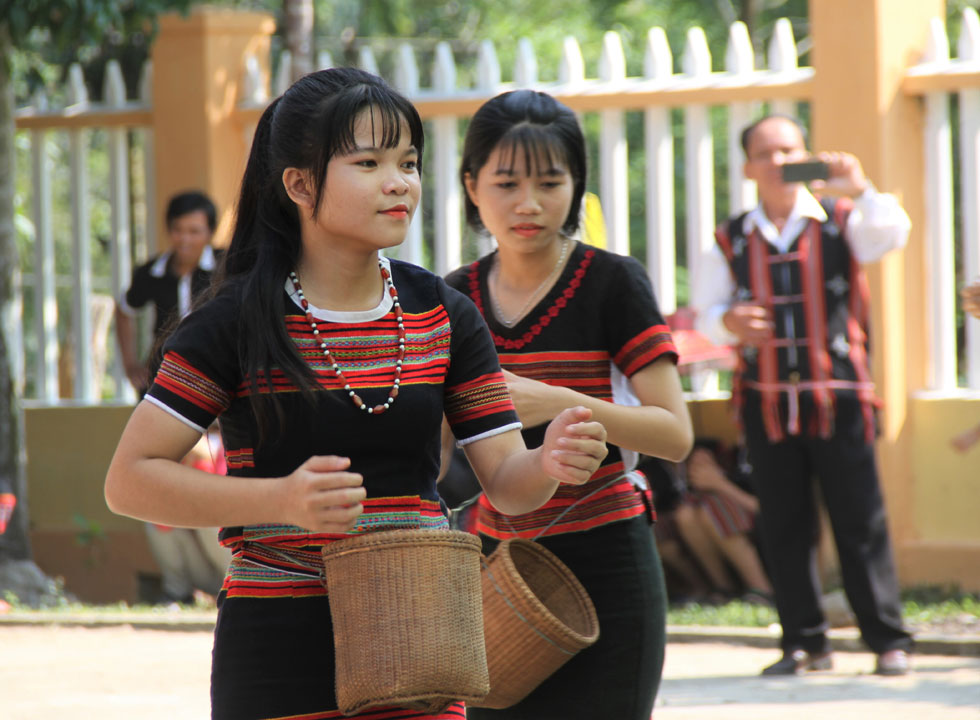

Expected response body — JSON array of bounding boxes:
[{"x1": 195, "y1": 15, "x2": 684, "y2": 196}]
[
  {"x1": 486, "y1": 537, "x2": 599, "y2": 645},
  {"x1": 341, "y1": 688, "x2": 489, "y2": 716},
  {"x1": 321, "y1": 528, "x2": 482, "y2": 561}
]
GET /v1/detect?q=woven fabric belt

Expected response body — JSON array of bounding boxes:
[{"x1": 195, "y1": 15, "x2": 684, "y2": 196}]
[{"x1": 237, "y1": 541, "x2": 324, "y2": 580}]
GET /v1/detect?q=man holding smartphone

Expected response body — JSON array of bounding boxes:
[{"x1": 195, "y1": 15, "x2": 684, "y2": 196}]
[{"x1": 693, "y1": 114, "x2": 914, "y2": 677}]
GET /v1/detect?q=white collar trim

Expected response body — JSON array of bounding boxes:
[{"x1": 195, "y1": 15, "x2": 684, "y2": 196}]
[
  {"x1": 744, "y1": 187, "x2": 827, "y2": 249},
  {"x1": 148, "y1": 245, "x2": 217, "y2": 278},
  {"x1": 284, "y1": 255, "x2": 395, "y2": 323}
]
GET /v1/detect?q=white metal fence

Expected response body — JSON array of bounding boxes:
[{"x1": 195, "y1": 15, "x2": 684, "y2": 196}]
[{"x1": 12, "y1": 11, "x2": 980, "y2": 406}]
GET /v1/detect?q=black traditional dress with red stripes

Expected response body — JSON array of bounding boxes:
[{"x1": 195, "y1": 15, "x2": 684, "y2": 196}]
[
  {"x1": 145, "y1": 257, "x2": 521, "y2": 720},
  {"x1": 446, "y1": 241, "x2": 676, "y2": 720},
  {"x1": 715, "y1": 197, "x2": 912, "y2": 657}
]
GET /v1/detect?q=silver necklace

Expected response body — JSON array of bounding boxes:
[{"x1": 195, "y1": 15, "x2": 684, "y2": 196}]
[{"x1": 490, "y1": 237, "x2": 570, "y2": 328}]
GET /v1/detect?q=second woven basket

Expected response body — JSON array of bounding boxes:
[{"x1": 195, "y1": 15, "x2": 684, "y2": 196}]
[{"x1": 472, "y1": 537, "x2": 600, "y2": 709}]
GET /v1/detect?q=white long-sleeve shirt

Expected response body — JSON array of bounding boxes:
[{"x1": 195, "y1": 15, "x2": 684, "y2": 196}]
[{"x1": 693, "y1": 186, "x2": 910, "y2": 345}]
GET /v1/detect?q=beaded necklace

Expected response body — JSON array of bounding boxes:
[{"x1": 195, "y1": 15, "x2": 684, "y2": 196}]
[{"x1": 288, "y1": 261, "x2": 405, "y2": 415}]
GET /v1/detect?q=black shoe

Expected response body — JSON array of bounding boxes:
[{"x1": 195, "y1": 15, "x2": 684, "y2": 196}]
[
  {"x1": 761, "y1": 649, "x2": 833, "y2": 676},
  {"x1": 875, "y1": 649, "x2": 910, "y2": 676}
]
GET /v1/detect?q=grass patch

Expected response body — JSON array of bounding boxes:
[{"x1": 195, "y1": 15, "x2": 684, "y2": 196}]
[
  {"x1": 4, "y1": 585, "x2": 979, "y2": 632},
  {"x1": 901, "y1": 587, "x2": 980, "y2": 627},
  {"x1": 667, "y1": 586, "x2": 980, "y2": 628},
  {"x1": 667, "y1": 600, "x2": 778, "y2": 627}
]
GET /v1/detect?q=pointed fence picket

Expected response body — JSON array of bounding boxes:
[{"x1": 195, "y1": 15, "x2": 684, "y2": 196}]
[
  {"x1": 67, "y1": 64, "x2": 95, "y2": 403},
  {"x1": 598, "y1": 32, "x2": 629, "y2": 258},
  {"x1": 30, "y1": 91, "x2": 57, "y2": 403},
  {"x1": 644, "y1": 27, "x2": 676, "y2": 316},
  {"x1": 923, "y1": 19, "x2": 958, "y2": 392},
  {"x1": 725, "y1": 21, "x2": 759, "y2": 217},
  {"x1": 957, "y1": 10, "x2": 980, "y2": 390},
  {"x1": 105, "y1": 61, "x2": 136, "y2": 404}
]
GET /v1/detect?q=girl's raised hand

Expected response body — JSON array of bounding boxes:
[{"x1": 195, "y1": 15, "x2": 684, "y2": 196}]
[
  {"x1": 279, "y1": 456, "x2": 366, "y2": 533},
  {"x1": 540, "y1": 406, "x2": 608, "y2": 485}
]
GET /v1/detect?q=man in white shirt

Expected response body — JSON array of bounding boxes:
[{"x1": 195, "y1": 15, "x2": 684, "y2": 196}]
[{"x1": 693, "y1": 115, "x2": 913, "y2": 677}]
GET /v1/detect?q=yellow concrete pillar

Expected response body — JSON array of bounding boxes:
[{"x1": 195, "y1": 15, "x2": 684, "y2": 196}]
[
  {"x1": 808, "y1": 0, "x2": 944, "y2": 579},
  {"x1": 151, "y1": 8, "x2": 275, "y2": 247}
]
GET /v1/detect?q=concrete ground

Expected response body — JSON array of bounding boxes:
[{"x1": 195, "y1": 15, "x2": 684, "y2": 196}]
[
  {"x1": 657, "y1": 642, "x2": 980, "y2": 720},
  {"x1": 1, "y1": 620, "x2": 978, "y2": 719}
]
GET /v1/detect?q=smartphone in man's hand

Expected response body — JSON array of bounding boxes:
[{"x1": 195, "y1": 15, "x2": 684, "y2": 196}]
[{"x1": 782, "y1": 160, "x2": 830, "y2": 183}]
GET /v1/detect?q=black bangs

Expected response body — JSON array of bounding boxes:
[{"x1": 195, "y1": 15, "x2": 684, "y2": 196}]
[
  {"x1": 308, "y1": 82, "x2": 425, "y2": 212},
  {"x1": 331, "y1": 89, "x2": 416, "y2": 155},
  {"x1": 492, "y1": 123, "x2": 569, "y2": 176}
]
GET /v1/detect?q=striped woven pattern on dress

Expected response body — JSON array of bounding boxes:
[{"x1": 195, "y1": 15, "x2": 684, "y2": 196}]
[
  {"x1": 154, "y1": 352, "x2": 232, "y2": 415},
  {"x1": 475, "y1": 463, "x2": 646, "y2": 540},
  {"x1": 444, "y1": 371, "x2": 513, "y2": 426},
  {"x1": 613, "y1": 324, "x2": 678, "y2": 377},
  {"x1": 498, "y1": 350, "x2": 613, "y2": 399},
  {"x1": 241, "y1": 306, "x2": 453, "y2": 395},
  {"x1": 222, "y1": 497, "x2": 451, "y2": 598},
  {"x1": 224, "y1": 447, "x2": 254, "y2": 469}
]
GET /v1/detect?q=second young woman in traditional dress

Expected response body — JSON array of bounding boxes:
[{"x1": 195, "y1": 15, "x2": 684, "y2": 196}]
[{"x1": 446, "y1": 90, "x2": 693, "y2": 719}]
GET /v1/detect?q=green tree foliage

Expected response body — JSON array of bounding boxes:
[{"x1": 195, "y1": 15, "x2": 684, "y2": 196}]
[{"x1": 308, "y1": 0, "x2": 808, "y2": 79}]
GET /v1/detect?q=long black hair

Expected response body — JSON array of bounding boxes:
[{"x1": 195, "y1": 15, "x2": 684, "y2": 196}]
[
  {"x1": 460, "y1": 90, "x2": 586, "y2": 236},
  {"x1": 217, "y1": 67, "x2": 424, "y2": 442}
]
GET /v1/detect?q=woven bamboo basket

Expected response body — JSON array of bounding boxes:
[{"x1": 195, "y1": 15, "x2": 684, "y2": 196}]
[
  {"x1": 472, "y1": 538, "x2": 600, "y2": 709},
  {"x1": 320, "y1": 529, "x2": 490, "y2": 716}
]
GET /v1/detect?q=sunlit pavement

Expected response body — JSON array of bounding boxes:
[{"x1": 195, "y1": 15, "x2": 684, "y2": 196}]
[
  {"x1": 657, "y1": 642, "x2": 980, "y2": 720},
  {"x1": 1, "y1": 621, "x2": 978, "y2": 719}
]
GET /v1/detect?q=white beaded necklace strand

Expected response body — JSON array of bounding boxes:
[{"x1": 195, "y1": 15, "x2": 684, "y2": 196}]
[
  {"x1": 289, "y1": 261, "x2": 405, "y2": 415},
  {"x1": 491, "y1": 236, "x2": 569, "y2": 328}
]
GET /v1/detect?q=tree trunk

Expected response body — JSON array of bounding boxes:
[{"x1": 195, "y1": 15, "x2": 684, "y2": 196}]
[
  {"x1": 284, "y1": 0, "x2": 314, "y2": 82},
  {"x1": 0, "y1": 24, "x2": 62, "y2": 606}
]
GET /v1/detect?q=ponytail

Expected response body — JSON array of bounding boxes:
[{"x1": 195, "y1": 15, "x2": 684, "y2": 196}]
[
  {"x1": 221, "y1": 97, "x2": 284, "y2": 281},
  {"x1": 220, "y1": 96, "x2": 317, "y2": 445}
]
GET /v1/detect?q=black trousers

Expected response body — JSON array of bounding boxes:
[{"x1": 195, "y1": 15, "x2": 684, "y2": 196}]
[
  {"x1": 467, "y1": 516, "x2": 667, "y2": 720},
  {"x1": 742, "y1": 393, "x2": 912, "y2": 656}
]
